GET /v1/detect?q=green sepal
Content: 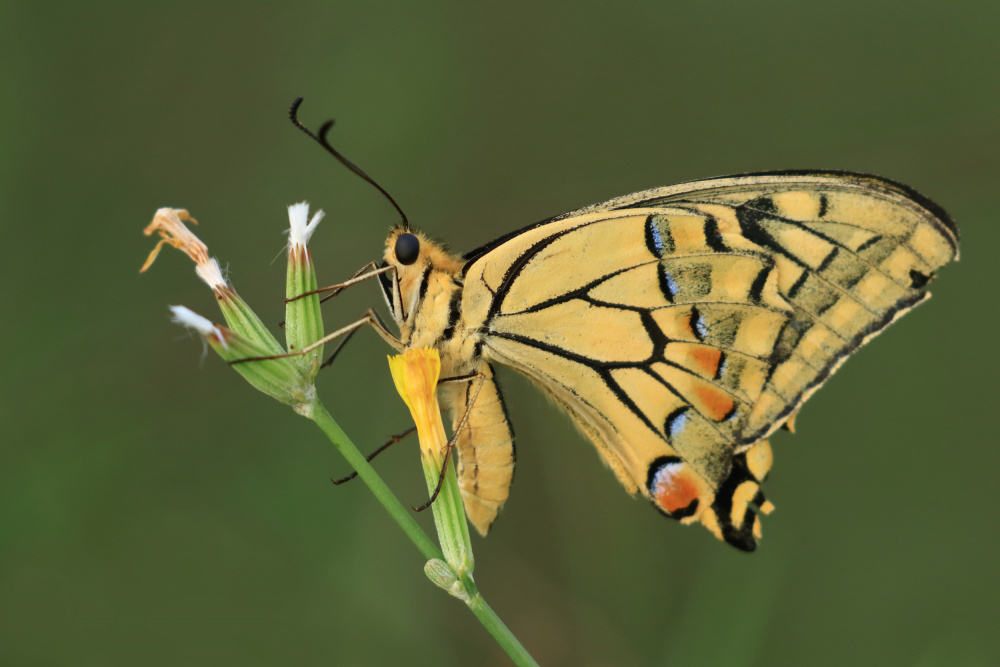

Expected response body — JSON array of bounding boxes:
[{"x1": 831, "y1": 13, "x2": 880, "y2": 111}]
[
  {"x1": 208, "y1": 326, "x2": 313, "y2": 407},
  {"x1": 214, "y1": 285, "x2": 286, "y2": 357}
]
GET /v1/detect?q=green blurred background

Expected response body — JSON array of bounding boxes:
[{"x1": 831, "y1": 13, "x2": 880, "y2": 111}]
[{"x1": 2, "y1": 2, "x2": 998, "y2": 665}]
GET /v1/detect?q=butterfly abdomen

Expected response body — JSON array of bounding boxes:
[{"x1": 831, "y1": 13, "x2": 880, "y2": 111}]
[{"x1": 441, "y1": 363, "x2": 515, "y2": 536}]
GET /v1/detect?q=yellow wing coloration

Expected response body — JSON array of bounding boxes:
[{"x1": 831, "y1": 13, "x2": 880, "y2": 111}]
[{"x1": 371, "y1": 170, "x2": 957, "y2": 550}]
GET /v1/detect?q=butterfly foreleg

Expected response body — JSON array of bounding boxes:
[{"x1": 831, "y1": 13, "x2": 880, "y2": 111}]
[
  {"x1": 319, "y1": 308, "x2": 401, "y2": 368},
  {"x1": 285, "y1": 261, "x2": 394, "y2": 304},
  {"x1": 230, "y1": 309, "x2": 402, "y2": 366}
]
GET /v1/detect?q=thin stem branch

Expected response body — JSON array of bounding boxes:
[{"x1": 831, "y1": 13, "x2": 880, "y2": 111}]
[
  {"x1": 463, "y1": 575, "x2": 539, "y2": 667},
  {"x1": 309, "y1": 400, "x2": 441, "y2": 561}
]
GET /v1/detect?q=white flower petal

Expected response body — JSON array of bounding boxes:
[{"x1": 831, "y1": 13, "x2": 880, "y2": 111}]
[
  {"x1": 194, "y1": 257, "x2": 226, "y2": 289},
  {"x1": 287, "y1": 201, "x2": 323, "y2": 246},
  {"x1": 306, "y1": 209, "x2": 325, "y2": 240},
  {"x1": 169, "y1": 305, "x2": 228, "y2": 350}
]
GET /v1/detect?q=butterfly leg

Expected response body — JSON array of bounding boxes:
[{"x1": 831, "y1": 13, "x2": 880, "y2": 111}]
[
  {"x1": 330, "y1": 374, "x2": 487, "y2": 487},
  {"x1": 438, "y1": 364, "x2": 516, "y2": 536},
  {"x1": 329, "y1": 426, "x2": 418, "y2": 485},
  {"x1": 319, "y1": 262, "x2": 384, "y2": 304},
  {"x1": 277, "y1": 262, "x2": 385, "y2": 330},
  {"x1": 319, "y1": 326, "x2": 360, "y2": 369},
  {"x1": 285, "y1": 261, "x2": 395, "y2": 304},
  {"x1": 231, "y1": 309, "x2": 402, "y2": 366}
]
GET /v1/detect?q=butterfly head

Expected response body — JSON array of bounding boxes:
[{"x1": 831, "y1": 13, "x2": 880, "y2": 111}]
[
  {"x1": 380, "y1": 227, "x2": 464, "y2": 325},
  {"x1": 383, "y1": 226, "x2": 462, "y2": 274}
]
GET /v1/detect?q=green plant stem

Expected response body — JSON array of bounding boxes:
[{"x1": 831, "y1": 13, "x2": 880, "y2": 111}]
[
  {"x1": 309, "y1": 400, "x2": 440, "y2": 561},
  {"x1": 422, "y1": 448, "x2": 537, "y2": 665},
  {"x1": 309, "y1": 399, "x2": 538, "y2": 666},
  {"x1": 461, "y1": 575, "x2": 539, "y2": 667}
]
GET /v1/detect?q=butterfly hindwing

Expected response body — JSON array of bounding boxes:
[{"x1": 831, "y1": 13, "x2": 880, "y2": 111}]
[{"x1": 461, "y1": 210, "x2": 786, "y2": 547}]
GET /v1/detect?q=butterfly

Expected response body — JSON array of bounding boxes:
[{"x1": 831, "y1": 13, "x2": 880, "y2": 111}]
[{"x1": 291, "y1": 103, "x2": 959, "y2": 551}]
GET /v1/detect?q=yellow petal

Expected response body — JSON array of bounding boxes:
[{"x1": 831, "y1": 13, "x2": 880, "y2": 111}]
[{"x1": 388, "y1": 348, "x2": 447, "y2": 458}]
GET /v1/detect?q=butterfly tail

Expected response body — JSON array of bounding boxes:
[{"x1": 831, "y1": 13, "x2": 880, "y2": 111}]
[{"x1": 700, "y1": 440, "x2": 775, "y2": 551}]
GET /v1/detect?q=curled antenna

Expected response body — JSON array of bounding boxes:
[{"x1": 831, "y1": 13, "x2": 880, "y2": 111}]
[{"x1": 289, "y1": 97, "x2": 409, "y2": 230}]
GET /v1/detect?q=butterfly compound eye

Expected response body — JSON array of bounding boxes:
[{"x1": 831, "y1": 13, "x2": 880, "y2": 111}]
[{"x1": 395, "y1": 233, "x2": 420, "y2": 265}]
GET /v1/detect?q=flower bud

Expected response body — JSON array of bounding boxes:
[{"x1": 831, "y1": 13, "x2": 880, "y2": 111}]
[{"x1": 284, "y1": 202, "x2": 325, "y2": 379}]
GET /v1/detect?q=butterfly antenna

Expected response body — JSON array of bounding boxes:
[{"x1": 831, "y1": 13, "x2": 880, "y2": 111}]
[{"x1": 289, "y1": 97, "x2": 410, "y2": 230}]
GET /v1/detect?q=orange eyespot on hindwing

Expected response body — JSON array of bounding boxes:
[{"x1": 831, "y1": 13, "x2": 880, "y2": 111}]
[{"x1": 647, "y1": 457, "x2": 703, "y2": 520}]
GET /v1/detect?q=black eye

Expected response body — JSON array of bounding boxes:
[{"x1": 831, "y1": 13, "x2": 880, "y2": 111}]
[{"x1": 395, "y1": 233, "x2": 420, "y2": 265}]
